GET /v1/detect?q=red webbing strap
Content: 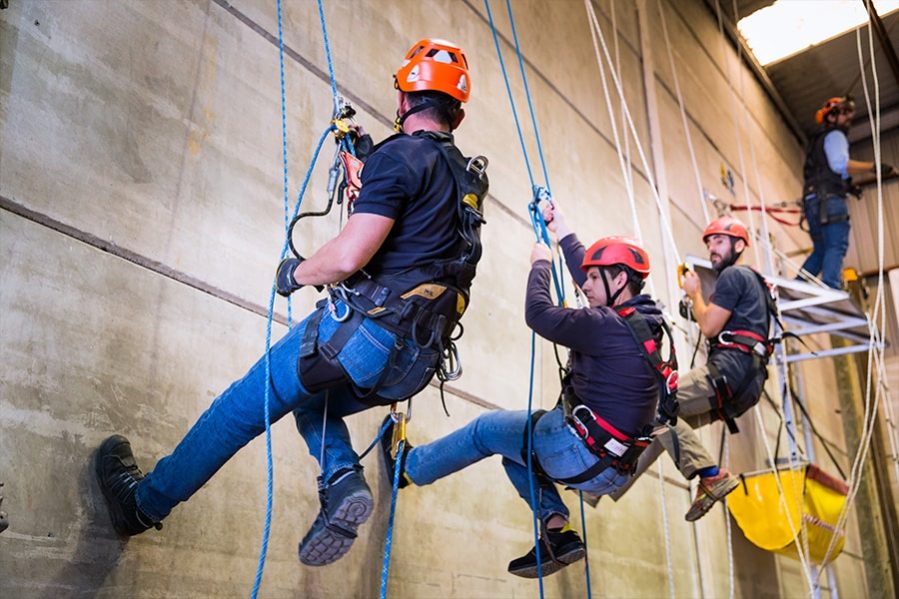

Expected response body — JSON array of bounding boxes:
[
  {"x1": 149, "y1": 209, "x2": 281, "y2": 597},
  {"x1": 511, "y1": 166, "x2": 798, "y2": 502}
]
[{"x1": 616, "y1": 307, "x2": 678, "y2": 391}]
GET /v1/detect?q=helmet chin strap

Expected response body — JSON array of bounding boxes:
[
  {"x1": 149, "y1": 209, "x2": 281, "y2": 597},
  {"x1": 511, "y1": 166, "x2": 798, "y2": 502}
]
[
  {"x1": 393, "y1": 100, "x2": 442, "y2": 133},
  {"x1": 600, "y1": 268, "x2": 626, "y2": 307}
]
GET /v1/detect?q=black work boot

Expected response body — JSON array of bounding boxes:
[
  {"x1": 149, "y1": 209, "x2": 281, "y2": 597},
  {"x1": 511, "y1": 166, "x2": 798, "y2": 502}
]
[
  {"x1": 298, "y1": 467, "x2": 373, "y2": 566},
  {"x1": 379, "y1": 415, "x2": 412, "y2": 489},
  {"x1": 95, "y1": 435, "x2": 162, "y2": 537},
  {"x1": 508, "y1": 527, "x2": 586, "y2": 578}
]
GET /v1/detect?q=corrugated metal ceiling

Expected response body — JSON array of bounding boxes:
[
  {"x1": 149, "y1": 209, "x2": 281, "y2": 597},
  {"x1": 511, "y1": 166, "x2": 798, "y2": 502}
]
[{"x1": 724, "y1": 1, "x2": 899, "y2": 141}]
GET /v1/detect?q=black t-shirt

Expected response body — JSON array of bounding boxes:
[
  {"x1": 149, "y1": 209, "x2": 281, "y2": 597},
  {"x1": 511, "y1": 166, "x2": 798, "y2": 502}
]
[
  {"x1": 352, "y1": 131, "x2": 459, "y2": 276},
  {"x1": 708, "y1": 265, "x2": 770, "y2": 380}
]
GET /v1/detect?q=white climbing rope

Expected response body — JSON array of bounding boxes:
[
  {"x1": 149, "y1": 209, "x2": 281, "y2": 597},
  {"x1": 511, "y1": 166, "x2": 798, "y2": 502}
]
[
  {"x1": 583, "y1": 0, "x2": 683, "y2": 265},
  {"x1": 751, "y1": 404, "x2": 817, "y2": 595},
  {"x1": 656, "y1": 0, "x2": 711, "y2": 225},
  {"x1": 815, "y1": 13, "x2": 892, "y2": 576},
  {"x1": 657, "y1": 458, "x2": 677, "y2": 599},
  {"x1": 584, "y1": 0, "x2": 643, "y2": 244},
  {"x1": 723, "y1": 435, "x2": 735, "y2": 599},
  {"x1": 712, "y1": 0, "x2": 763, "y2": 269}
]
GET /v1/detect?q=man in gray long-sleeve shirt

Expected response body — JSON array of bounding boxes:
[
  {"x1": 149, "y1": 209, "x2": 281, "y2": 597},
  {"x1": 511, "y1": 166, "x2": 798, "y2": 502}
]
[{"x1": 378, "y1": 202, "x2": 666, "y2": 579}]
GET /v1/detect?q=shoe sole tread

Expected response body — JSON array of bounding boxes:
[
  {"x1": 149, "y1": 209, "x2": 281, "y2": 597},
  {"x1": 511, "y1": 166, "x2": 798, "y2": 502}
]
[
  {"x1": 299, "y1": 491, "x2": 374, "y2": 566},
  {"x1": 508, "y1": 545, "x2": 586, "y2": 578},
  {"x1": 684, "y1": 476, "x2": 740, "y2": 522}
]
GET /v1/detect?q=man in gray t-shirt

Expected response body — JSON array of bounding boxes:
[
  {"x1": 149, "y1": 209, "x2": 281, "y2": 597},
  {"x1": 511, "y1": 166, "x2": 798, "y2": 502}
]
[{"x1": 610, "y1": 216, "x2": 770, "y2": 522}]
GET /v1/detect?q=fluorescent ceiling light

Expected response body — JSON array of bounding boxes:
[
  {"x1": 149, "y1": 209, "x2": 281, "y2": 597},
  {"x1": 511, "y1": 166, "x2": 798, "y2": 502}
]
[{"x1": 737, "y1": 0, "x2": 899, "y2": 66}]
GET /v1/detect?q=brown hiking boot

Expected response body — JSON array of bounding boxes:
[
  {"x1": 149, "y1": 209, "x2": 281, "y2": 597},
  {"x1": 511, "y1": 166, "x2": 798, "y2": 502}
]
[{"x1": 685, "y1": 469, "x2": 739, "y2": 522}]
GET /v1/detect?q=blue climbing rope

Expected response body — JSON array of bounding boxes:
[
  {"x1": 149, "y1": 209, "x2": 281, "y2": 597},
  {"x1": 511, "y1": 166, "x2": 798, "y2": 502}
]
[
  {"x1": 524, "y1": 329, "x2": 546, "y2": 599},
  {"x1": 251, "y1": 0, "x2": 343, "y2": 595},
  {"x1": 315, "y1": 0, "x2": 339, "y2": 103},
  {"x1": 484, "y1": 1, "x2": 592, "y2": 596},
  {"x1": 578, "y1": 491, "x2": 593, "y2": 597},
  {"x1": 276, "y1": 0, "x2": 293, "y2": 327},
  {"x1": 381, "y1": 438, "x2": 406, "y2": 598},
  {"x1": 502, "y1": 0, "x2": 552, "y2": 192}
]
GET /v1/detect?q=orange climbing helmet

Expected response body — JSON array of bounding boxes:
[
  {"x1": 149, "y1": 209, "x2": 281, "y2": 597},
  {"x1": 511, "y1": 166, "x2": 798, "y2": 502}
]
[
  {"x1": 581, "y1": 236, "x2": 651, "y2": 278},
  {"x1": 395, "y1": 39, "x2": 471, "y2": 102},
  {"x1": 702, "y1": 216, "x2": 750, "y2": 246},
  {"x1": 815, "y1": 96, "x2": 855, "y2": 125}
]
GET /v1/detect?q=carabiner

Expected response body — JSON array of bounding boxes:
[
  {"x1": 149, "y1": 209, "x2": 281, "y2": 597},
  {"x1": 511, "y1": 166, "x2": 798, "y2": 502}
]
[{"x1": 439, "y1": 341, "x2": 463, "y2": 381}]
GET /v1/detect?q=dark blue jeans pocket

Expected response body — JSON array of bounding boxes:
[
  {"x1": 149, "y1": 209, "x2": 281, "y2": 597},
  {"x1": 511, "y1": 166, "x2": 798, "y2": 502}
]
[{"x1": 336, "y1": 318, "x2": 397, "y2": 389}]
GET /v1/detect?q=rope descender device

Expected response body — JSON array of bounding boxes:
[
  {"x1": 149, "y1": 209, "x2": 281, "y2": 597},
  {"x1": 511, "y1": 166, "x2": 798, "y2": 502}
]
[
  {"x1": 286, "y1": 97, "x2": 362, "y2": 263},
  {"x1": 330, "y1": 96, "x2": 357, "y2": 141},
  {"x1": 528, "y1": 185, "x2": 553, "y2": 246},
  {"x1": 389, "y1": 402, "x2": 410, "y2": 460}
]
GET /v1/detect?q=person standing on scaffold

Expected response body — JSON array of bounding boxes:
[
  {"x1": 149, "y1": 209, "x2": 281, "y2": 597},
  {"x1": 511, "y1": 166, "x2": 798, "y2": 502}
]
[{"x1": 800, "y1": 96, "x2": 894, "y2": 289}]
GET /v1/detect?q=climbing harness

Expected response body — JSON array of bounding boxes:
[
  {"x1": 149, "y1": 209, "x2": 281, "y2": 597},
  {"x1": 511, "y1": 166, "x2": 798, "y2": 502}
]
[
  {"x1": 525, "y1": 305, "x2": 678, "y2": 484},
  {"x1": 617, "y1": 305, "x2": 680, "y2": 426},
  {"x1": 703, "y1": 265, "x2": 790, "y2": 434},
  {"x1": 293, "y1": 129, "x2": 488, "y2": 408},
  {"x1": 560, "y1": 387, "x2": 654, "y2": 480}
]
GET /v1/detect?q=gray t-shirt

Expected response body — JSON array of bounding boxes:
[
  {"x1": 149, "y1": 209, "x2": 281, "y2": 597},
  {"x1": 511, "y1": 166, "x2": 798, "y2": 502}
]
[{"x1": 708, "y1": 265, "x2": 770, "y2": 384}]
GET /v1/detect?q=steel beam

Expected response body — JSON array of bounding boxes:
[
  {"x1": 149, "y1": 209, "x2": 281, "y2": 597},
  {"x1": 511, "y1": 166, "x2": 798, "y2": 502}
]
[{"x1": 863, "y1": 0, "x2": 899, "y2": 92}]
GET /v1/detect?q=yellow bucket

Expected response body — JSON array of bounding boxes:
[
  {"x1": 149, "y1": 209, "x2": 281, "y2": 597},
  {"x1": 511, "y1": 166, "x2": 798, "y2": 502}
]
[{"x1": 726, "y1": 464, "x2": 848, "y2": 563}]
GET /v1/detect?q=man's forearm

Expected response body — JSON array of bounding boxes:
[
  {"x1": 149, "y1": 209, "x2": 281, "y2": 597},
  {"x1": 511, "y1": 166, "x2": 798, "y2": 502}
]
[
  {"x1": 292, "y1": 238, "x2": 363, "y2": 286},
  {"x1": 847, "y1": 159, "x2": 876, "y2": 176}
]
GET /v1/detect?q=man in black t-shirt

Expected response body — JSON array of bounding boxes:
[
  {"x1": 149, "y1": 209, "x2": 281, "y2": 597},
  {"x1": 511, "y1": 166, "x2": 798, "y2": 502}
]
[
  {"x1": 610, "y1": 216, "x2": 769, "y2": 522},
  {"x1": 95, "y1": 39, "x2": 487, "y2": 568}
]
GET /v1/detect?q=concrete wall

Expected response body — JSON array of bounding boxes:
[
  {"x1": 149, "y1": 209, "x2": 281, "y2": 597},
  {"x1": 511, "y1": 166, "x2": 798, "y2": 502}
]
[{"x1": 0, "y1": 0, "x2": 879, "y2": 596}]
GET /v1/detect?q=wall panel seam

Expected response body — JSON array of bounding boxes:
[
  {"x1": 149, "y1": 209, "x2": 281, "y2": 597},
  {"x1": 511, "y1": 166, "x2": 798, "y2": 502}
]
[{"x1": 0, "y1": 194, "x2": 500, "y2": 411}]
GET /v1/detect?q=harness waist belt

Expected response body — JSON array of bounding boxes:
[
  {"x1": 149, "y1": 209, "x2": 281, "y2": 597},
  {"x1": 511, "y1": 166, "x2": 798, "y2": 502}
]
[
  {"x1": 711, "y1": 329, "x2": 771, "y2": 359},
  {"x1": 561, "y1": 386, "x2": 651, "y2": 476}
]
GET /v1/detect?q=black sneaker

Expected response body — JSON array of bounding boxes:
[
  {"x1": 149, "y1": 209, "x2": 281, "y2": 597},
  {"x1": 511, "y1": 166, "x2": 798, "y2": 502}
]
[
  {"x1": 379, "y1": 415, "x2": 412, "y2": 489},
  {"x1": 95, "y1": 435, "x2": 162, "y2": 537},
  {"x1": 508, "y1": 528, "x2": 586, "y2": 578},
  {"x1": 298, "y1": 467, "x2": 373, "y2": 566}
]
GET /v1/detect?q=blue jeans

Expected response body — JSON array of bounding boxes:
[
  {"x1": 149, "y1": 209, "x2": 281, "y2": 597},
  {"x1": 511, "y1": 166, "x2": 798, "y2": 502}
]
[
  {"x1": 801, "y1": 194, "x2": 851, "y2": 289},
  {"x1": 136, "y1": 302, "x2": 437, "y2": 521},
  {"x1": 405, "y1": 406, "x2": 629, "y2": 523}
]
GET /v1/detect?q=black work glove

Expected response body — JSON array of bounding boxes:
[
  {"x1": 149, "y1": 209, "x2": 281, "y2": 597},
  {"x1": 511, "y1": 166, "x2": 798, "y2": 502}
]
[
  {"x1": 276, "y1": 258, "x2": 304, "y2": 297},
  {"x1": 351, "y1": 132, "x2": 374, "y2": 161},
  {"x1": 276, "y1": 258, "x2": 325, "y2": 296},
  {"x1": 678, "y1": 297, "x2": 694, "y2": 321},
  {"x1": 880, "y1": 163, "x2": 896, "y2": 177}
]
